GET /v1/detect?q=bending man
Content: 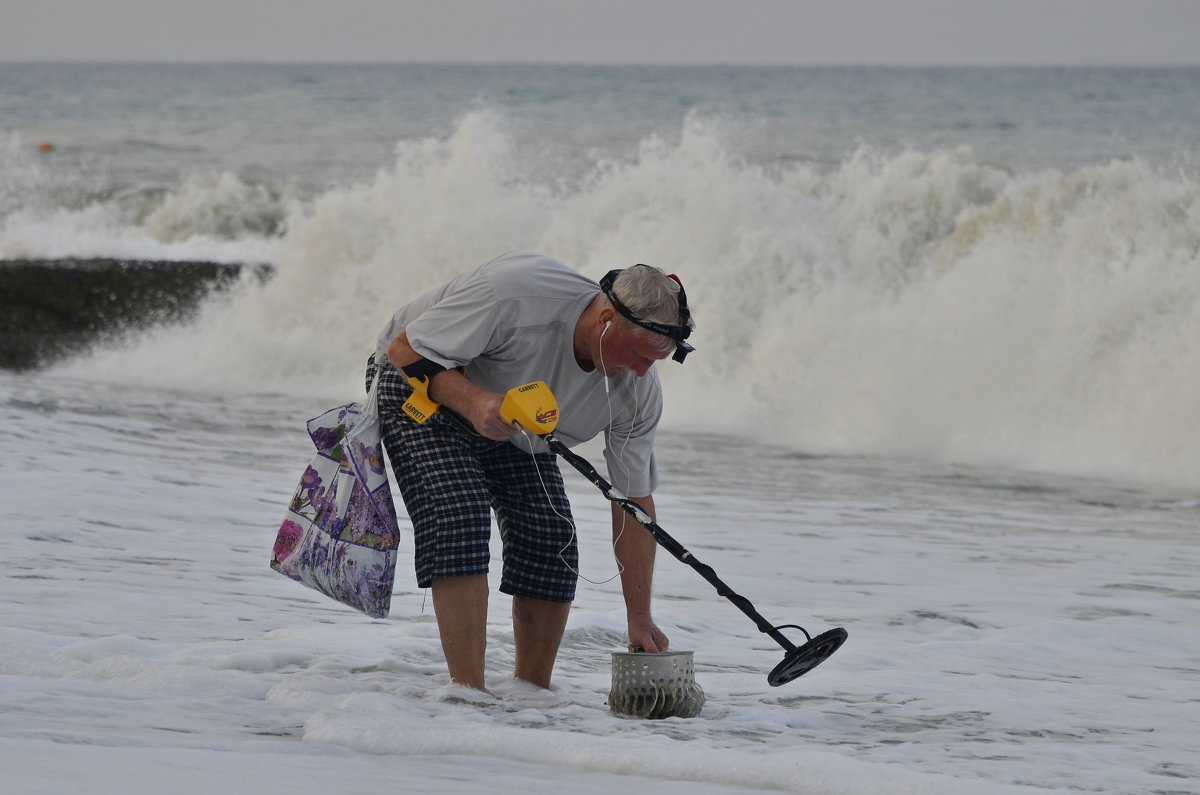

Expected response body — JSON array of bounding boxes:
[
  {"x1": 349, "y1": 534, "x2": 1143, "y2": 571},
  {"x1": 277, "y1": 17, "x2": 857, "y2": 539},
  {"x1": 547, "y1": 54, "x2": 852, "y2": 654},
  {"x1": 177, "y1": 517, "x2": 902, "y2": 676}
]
[{"x1": 367, "y1": 251, "x2": 695, "y2": 691}]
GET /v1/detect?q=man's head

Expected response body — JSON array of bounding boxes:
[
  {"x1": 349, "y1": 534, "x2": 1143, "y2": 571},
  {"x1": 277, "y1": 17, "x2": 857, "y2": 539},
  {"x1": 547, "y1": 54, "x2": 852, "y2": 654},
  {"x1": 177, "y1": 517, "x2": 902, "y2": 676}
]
[{"x1": 599, "y1": 264, "x2": 696, "y2": 365}]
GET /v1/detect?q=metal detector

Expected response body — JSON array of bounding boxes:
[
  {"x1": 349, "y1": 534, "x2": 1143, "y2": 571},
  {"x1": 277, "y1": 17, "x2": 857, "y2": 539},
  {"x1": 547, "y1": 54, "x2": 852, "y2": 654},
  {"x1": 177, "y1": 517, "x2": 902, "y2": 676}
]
[{"x1": 499, "y1": 381, "x2": 847, "y2": 686}]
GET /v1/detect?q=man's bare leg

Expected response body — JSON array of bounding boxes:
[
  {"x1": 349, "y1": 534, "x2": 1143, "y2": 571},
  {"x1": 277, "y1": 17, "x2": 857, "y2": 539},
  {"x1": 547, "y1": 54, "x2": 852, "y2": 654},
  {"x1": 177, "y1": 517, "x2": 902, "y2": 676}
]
[
  {"x1": 431, "y1": 574, "x2": 490, "y2": 690},
  {"x1": 512, "y1": 595, "x2": 571, "y2": 689}
]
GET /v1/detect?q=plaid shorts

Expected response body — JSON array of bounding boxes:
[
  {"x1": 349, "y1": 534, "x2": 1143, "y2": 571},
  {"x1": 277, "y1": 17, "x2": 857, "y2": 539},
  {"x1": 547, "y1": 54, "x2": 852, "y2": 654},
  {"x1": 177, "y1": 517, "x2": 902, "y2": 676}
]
[{"x1": 366, "y1": 357, "x2": 578, "y2": 602}]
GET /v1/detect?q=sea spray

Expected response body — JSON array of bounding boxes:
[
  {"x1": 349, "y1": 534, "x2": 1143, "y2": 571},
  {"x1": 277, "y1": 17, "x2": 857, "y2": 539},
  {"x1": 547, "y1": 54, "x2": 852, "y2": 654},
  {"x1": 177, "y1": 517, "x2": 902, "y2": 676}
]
[
  {"x1": 0, "y1": 162, "x2": 286, "y2": 264},
  {"x1": 717, "y1": 155, "x2": 1200, "y2": 488},
  {"x1": 139, "y1": 171, "x2": 289, "y2": 243},
  {"x1": 49, "y1": 112, "x2": 1200, "y2": 489}
]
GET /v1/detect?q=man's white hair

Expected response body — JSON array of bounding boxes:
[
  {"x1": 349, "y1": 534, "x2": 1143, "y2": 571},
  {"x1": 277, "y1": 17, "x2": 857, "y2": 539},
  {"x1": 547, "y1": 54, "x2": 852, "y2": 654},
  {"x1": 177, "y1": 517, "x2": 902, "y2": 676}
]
[{"x1": 610, "y1": 264, "x2": 696, "y2": 346}]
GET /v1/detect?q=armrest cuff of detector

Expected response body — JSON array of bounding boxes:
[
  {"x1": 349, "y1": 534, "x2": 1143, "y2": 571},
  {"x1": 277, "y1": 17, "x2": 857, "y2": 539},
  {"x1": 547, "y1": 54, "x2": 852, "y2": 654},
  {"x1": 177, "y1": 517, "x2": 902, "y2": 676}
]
[{"x1": 400, "y1": 357, "x2": 448, "y2": 381}]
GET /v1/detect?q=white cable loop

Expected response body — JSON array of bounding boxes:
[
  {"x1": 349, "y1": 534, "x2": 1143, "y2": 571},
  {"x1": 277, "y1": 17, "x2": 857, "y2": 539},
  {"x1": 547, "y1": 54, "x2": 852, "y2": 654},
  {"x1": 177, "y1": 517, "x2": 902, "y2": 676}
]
[{"x1": 516, "y1": 329, "x2": 642, "y2": 586}]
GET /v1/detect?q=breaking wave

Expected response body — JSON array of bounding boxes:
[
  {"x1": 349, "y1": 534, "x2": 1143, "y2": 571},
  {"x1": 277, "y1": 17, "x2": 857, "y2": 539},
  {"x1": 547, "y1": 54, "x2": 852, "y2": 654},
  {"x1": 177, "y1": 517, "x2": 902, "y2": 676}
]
[{"x1": 11, "y1": 112, "x2": 1197, "y2": 488}]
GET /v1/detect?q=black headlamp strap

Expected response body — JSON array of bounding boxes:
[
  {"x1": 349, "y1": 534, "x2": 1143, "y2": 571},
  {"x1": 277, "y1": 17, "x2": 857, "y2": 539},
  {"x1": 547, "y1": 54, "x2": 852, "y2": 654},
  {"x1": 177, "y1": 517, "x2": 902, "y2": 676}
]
[{"x1": 599, "y1": 267, "x2": 695, "y2": 363}]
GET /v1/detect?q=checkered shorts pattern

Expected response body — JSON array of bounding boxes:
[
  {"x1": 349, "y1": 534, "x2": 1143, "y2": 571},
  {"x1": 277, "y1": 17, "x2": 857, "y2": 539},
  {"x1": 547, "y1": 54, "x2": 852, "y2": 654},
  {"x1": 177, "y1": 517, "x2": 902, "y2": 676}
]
[{"x1": 366, "y1": 357, "x2": 578, "y2": 602}]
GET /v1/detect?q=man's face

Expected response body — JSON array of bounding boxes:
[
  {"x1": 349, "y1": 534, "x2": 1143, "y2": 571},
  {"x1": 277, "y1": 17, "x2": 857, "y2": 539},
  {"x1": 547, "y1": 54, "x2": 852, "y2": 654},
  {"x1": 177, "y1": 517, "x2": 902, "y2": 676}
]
[{"x1": 599, "y1": 322, "x2": 672, "y2": 378}]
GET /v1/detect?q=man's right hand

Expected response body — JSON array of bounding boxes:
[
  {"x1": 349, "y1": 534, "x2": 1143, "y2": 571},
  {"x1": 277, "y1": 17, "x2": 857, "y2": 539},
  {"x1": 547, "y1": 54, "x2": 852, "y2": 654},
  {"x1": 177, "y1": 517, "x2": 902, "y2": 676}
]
[{"x1": 460, "y1": 389, "x2": 521, "y2": 440}]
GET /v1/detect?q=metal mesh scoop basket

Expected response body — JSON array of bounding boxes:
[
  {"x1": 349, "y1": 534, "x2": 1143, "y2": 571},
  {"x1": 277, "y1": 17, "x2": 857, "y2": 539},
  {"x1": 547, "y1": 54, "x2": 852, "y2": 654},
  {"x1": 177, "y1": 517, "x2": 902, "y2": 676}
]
[{"x1": 608, "y1": 650, "x2": 705, "y2": 719}]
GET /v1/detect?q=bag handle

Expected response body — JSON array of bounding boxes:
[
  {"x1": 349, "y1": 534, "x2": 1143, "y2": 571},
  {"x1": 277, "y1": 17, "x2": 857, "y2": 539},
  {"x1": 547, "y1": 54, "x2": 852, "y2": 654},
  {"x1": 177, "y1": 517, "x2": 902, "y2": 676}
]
[{"x1": 364, "y1": 361, "x2": 384, "y2": 418}]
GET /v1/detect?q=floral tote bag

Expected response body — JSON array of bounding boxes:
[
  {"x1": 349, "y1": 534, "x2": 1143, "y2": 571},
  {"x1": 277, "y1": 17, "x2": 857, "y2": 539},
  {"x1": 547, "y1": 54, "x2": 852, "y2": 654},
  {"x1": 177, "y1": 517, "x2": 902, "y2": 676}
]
[{"x1": 270, "y1": 373, "x2": 400, "y2": 618}]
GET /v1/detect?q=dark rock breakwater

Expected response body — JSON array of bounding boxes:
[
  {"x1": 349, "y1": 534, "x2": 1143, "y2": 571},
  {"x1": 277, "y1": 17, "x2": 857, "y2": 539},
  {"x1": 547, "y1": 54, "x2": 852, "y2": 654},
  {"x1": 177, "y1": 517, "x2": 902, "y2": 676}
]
[{"x1": 0, "y1": 258, "x2": 272, "y2": 370}]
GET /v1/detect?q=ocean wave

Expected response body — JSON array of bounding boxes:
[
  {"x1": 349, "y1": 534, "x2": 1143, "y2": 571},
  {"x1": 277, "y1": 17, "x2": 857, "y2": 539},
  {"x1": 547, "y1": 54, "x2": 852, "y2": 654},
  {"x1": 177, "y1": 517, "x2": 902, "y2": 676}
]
[{"x1": 16, "y1": 111, "x2": 1199, "y2": 488}]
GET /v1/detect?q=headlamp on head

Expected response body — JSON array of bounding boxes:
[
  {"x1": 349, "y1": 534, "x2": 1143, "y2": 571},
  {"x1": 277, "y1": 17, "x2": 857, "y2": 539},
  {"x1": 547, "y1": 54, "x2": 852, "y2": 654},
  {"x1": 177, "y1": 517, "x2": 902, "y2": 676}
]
[{"x1": 599, "y1": 267, "x2": 695, "y2": 364}]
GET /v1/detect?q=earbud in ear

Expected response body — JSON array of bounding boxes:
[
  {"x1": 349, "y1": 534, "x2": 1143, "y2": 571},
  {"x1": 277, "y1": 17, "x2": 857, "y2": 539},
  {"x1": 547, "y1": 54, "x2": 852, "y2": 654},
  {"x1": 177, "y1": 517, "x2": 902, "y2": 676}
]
[{"x1": 602, "y1": 320, "x2": 612, "y2": 337}]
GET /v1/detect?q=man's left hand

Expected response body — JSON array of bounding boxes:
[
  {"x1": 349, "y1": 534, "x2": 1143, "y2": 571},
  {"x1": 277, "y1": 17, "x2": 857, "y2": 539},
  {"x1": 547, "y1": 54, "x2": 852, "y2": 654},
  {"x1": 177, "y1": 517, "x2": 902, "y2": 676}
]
[{"x1": 628, "y1": 617, "x2": 669, "y2": 653}]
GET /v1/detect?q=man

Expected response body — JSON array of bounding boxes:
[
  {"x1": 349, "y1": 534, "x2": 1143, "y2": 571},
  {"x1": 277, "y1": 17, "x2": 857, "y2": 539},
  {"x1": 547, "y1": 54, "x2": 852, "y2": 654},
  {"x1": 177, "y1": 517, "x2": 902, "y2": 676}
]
[{"x1": 367, "y1": 251, "x2": 695, "y2": 692}]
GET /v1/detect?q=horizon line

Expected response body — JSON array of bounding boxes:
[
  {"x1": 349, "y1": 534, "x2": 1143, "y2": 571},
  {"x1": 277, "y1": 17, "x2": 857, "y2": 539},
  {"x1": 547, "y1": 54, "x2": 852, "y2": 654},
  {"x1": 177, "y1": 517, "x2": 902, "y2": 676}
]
[{"x1": 3, "y1": 57, "x2": 1199, "y2": 69}]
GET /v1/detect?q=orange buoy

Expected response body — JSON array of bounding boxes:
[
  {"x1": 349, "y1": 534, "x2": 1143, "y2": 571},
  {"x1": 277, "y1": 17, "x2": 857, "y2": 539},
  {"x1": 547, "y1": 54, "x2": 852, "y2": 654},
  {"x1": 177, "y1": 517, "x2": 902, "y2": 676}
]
[{"x1": 38, "y1": 141, "x2": 54, "y2": 152}]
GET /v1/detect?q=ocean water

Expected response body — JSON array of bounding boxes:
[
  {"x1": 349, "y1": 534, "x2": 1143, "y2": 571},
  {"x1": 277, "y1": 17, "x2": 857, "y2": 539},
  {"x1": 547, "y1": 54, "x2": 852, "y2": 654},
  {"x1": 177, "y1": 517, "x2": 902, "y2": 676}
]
[{"x1": 2, "y1": 63, "x2": 1199, "y2": 793}]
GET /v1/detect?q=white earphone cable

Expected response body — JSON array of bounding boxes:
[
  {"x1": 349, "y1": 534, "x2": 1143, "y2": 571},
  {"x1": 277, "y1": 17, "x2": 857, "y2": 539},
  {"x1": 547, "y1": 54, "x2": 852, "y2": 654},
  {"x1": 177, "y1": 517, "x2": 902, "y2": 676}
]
[{"x1": 519, "y1": 318, "x2": 643, "y2": 586}]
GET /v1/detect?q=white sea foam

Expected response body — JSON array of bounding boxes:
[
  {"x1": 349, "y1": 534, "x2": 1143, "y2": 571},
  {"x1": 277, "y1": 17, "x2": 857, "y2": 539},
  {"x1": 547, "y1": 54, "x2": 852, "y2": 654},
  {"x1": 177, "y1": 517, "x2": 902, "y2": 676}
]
[{"x1": 1, "y1": 373, "x2": 1196, "y2": 793}]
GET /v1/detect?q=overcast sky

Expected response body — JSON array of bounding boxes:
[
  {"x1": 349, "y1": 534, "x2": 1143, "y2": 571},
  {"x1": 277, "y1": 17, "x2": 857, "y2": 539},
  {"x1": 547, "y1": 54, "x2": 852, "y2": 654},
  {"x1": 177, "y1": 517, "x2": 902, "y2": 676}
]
[{"x1": 3, "y1": 0, "x2": 1198, "y2": 65}]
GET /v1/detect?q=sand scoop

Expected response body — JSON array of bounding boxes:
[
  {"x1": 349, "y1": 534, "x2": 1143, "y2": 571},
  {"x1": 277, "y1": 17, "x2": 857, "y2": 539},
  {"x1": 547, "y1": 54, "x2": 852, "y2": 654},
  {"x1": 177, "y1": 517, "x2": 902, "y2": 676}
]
[{"x1": 498, "y1": 381, "x2": 849, "y2": 688}]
